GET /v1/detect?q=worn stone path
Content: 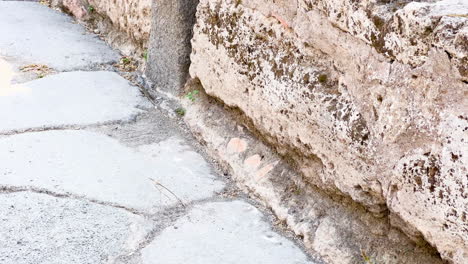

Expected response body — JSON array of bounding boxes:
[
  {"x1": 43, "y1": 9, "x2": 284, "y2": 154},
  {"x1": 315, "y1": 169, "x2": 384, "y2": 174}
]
[{"x1": 0, "y1": 2, "x2": 317, "y2": 264}]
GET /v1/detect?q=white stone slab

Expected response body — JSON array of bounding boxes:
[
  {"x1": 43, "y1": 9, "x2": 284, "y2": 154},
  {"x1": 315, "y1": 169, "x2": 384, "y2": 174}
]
[
  {"x1": 0, "y1": 130, "x2": 224, "y2": 213},
  {"x1": 0, "y1": 71, "x2": 147, "y2": 133},
  {"x1": 141, "y1": 201, "x2": 315, "y2": 264},
  {"x1": 0, "y1": 2, "x2": 118, "y2": 71},
  {"x1": 0, "y1": 192, "x2": 151, "y2": 264}
]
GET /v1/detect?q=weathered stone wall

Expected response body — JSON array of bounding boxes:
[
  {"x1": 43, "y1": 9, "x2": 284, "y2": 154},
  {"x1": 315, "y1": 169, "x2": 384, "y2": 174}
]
[
  {"x1": 189, "y1": 0, "x2": 467, "y2": 263},
  {"x1": 182, "y1": 81, "x2": 445, "y2": 264},
  {"x1": 51, "y1": 0, "x2": 151, "y2": 54}
]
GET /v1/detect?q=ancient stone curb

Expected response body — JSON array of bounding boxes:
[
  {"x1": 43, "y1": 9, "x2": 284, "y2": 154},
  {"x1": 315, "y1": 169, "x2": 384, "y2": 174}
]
[
  {"x1": 180, "y1": 82, "x2": 443, "y2": 264},
  {"x1": 189, "y1": 1, "x2": 467, "y2": 262}
]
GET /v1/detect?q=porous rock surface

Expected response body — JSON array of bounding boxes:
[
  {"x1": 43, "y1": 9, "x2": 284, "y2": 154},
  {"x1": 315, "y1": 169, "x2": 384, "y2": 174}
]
[
  {"x1": 182, "y1": 86, "x2": 444, "y2": 264},
  {"x1": 189, "y1": 0, "x2": 468, "y2": 263},
  {"x1": 51, "y1": 0, "x2": 152, "y2": 53}
]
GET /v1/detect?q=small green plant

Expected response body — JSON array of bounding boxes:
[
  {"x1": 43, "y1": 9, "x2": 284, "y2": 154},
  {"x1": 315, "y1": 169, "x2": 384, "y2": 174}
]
[
  {"x1": 121, "y1": 57, "x2": 131, "y2": 65},
  {"x1": 143, "y1": 50, "x2": 148, "y2": 61},
  {"x1": 115, "y1": 57, "x2": 137, "y2": 72},
  {"x1": 361, "y1": 250, "x2": 377, "y2": 264},
  {"x1": 88, "y1": 5, "x2": 95, "y2": 12},
  {"x1": 185, "y1": 90, "x2": 199, "y2": 102},
  {"x1": 175, "y1": 108, "x2": 186, "y2": 116}
]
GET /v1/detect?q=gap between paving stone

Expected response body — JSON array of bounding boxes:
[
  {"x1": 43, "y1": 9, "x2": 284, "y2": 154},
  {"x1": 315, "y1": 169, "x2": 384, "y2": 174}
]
[
  {"x1": 0, "y1": 185, "x2": 318, "y2": 264},
  {"x1": 0, "y1": 130, "x2": 225, "y2": 214},
  {"x1": 0, "y1": 102, "x2": 153, "y2": 139},
  {"x1": 0, "y1": 116, "x2": 147, "y2": 137},
  {"x1": 0, "y1": 2, "x2": 321, "y2": 263},
  {"x1": 138, "y1": 200, "x2": 317, "y2": 264},
  {"x1": 0, "y1": 98, "x2": 319, "y2": 263},
  {"x1": 0, "y1": 71, "x2": 151, "y2": 134},
  {"x1": 0, "y1": 1, "x2": 143, "y2": 95},
  {"x1": 0, "y1": 3, "x2": 150, "y2": 137},
  {"x1": 2, "y1": 184, "x2": 310, "y2": 264},
  {"x1": 0, "y1": 188, "x2": 230, "y2": 263},
  {"x1": 112, "y1": 197, "x2": 320, "y2": 264},
  {"x1": 0, "y1": 186, "x2": 150, "y2": 217}
]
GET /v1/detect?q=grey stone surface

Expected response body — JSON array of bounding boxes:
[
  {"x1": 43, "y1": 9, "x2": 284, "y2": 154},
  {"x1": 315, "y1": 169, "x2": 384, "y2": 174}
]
[
  {"x1": 0, "y1": 2, "x2": 118, "y2": 71},
  {"x1": 141, "y1": 201, "x2": 315, "y2": 264},
  {"x1": 0, "y1": 2, "x2": 318, "y2": 264},
  {"x1": 0, "y1": 192, "x2": 152, "y2": 264},
  {"x1": 146, "y1": 0, "x2": 199, "y2": 94},
  {"x1": 0, "y1": 130, "x2": 224, "y2": 213},
  {"x1": 0, "y1": 71, "x2": 147, "y2": 133}
]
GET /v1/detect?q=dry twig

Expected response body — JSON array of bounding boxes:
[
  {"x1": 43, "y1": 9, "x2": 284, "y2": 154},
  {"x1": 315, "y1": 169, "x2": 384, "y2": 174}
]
[{"x1": 149, "y1": 178, "x2": 186, "y2": 208}]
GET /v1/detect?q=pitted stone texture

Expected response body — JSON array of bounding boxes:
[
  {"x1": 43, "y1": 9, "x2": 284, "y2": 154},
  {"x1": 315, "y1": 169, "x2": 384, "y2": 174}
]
[
  {"x1": 0, "y1": 71, "x2": 146, "y2": 133},
  {"x1": 50, "y1": 0, "x2": 151, "y2": 53},
  {"x1": 242, "y1": 0, "x2": 468, "y2": 79},
  {"x1": 190, "y1": 0, "x2": 467, "y2": 262},
  {"x1": 87, "y1": 0, "x2": 151, "y2": 48},
  {"x1": 182, "y1": 87, "x2": 444, "y2": 264},
  {"x1": 61, "y1": 0, "x2": 88, "y2": 19},
  {"x1": 141, "y1": 201, "x2": 315, "y2": 264},
  {"x1": 0, "y1": 192, "x2": 152, "y2": 264},
  {"x1": 0, "y1": 130, "x2": 224, "y2": 213},
  {"x1": 0, "y1": 2, "x2": 118, "y2": 71},
  {"x1": 146, "y1": 0, "x2": 199, "y2": 94}
]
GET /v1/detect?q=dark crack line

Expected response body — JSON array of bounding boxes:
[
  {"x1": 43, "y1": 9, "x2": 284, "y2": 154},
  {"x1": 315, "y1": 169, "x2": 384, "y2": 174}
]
[
  {"x1": 113, "y1": 195, "x2": 249, "y2": 262},
  {"x1": 0, "y1": 185, "x2": 152, "y2": 217},
  {"x1": 0, "y1": 113, "x2": 146, "y2": 137},
  {"x1": 114, "y1": 206, "x2": 188, "y2": 263}
]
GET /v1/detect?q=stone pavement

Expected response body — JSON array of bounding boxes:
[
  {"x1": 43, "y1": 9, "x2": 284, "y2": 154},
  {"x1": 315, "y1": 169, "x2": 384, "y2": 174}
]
[{"x1": 0, "y1": 2, "x2": 317, "y2": 263}]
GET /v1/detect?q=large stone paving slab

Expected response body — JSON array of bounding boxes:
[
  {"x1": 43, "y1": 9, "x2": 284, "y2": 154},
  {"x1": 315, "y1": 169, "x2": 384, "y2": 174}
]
[
  {"x1": 0, "y1": 71, "x2": 147, "y2": 133},
  {"x1": 0, "y1": 192, "x2": 152, "y2": 264},
  {"x1": 0, "y1": 2, "x2": 118, "y2": 71},
  {"x1": 141, "y1": 201, "x2": 315, "y2": 264},
  {"x1": 0, "y1": 130, "x2": 224, "y2": 213}
]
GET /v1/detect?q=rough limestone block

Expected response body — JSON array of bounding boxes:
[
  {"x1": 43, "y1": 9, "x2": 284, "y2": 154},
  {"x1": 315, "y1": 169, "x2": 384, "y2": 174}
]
[
  {"x1": 146, "y1": 0, "x2": 199, "y2": 94},
  {"x1": 190, "y1": 0, "x2": 467, "y2": 263},
  {"x1": 181, "y1": 90, "x2": 444, "y2": 264},
  {"x1": 87, "y1": 0, "x2": 152, "y2": 49},
  {"x1": 50, "y1": 0, "x2": 152, "y2": 53}
]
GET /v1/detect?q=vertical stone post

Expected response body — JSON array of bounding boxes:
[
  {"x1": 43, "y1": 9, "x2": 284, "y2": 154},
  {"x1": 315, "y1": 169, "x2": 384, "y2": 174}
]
[{"x1": 146, "y1": 0, "x2": 199, "y2": 95}]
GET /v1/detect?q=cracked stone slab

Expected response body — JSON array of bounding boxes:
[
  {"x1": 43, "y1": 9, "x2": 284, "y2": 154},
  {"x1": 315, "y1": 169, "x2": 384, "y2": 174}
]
[
  {"x1": 141, "y1": 201, "x2": 315, "y2": 264},
  {"x1": 0, "y1": 2, "x2": 118, "y2": 71},
  {"x1": 0, "y1": 191, "x2": 152, "y2": 264},
  {"x1": 0, "y1": 130, "x2": 224, "y2": 213},
  {"x1": 0, "y1": 71, "x2": 148, "y2": 133}
]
